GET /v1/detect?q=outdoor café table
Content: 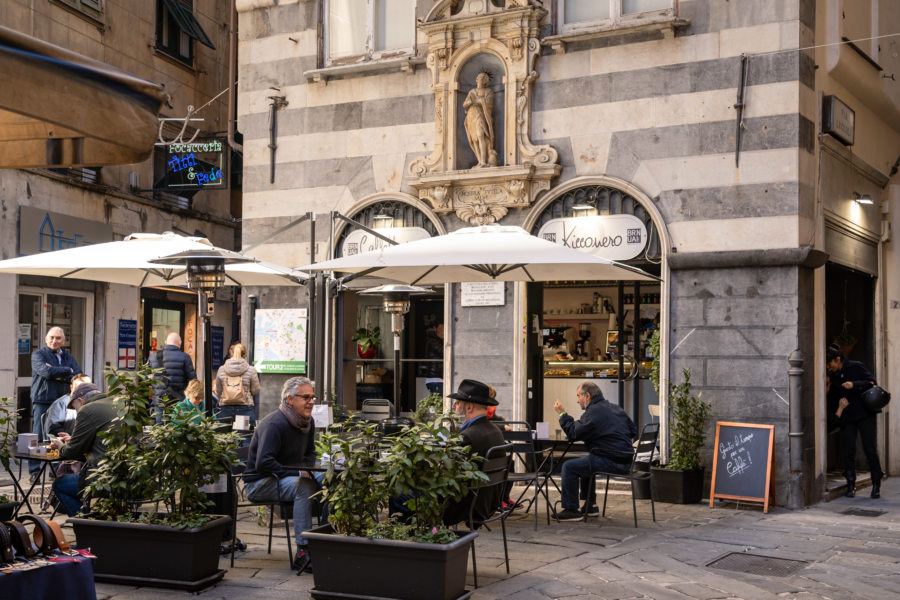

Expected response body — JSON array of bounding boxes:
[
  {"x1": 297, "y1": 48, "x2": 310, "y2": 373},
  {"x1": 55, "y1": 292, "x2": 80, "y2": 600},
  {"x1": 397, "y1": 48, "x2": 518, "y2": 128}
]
[
  {"x1": 0, "y1": 551, "x2": 97, "y2": 600},
  {"x1": 535, "y1": 439, "x2": 588, "y2": 515},
  {"x1": 7, "y1": 452, "x2": 57, "y2": 516}
]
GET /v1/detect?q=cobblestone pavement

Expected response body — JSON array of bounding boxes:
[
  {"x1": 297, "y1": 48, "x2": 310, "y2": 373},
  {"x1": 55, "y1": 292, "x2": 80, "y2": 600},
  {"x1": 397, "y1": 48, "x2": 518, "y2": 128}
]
[{"x1": 7, "y1": 477, "x2": 898, "y2": 599}]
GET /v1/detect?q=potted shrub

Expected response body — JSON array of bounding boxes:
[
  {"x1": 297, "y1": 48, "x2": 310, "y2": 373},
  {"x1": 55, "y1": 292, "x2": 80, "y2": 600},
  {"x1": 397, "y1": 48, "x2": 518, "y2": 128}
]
[
  {"x1": 352, "y1": 326, "x2": 381, "y2": 359},
  {"x1": 0, "y1": 398, "x2": 20, "y2": 520},
  {"x1": 651, "y1": 368, "x2": 711, "y2": 504},
  {"x1": 834, "y1": 321, "x2": 856, "y2": 358},
  {"x1": 413, "y1": 391, "x2": 445, "y2": 422},
  {"x1": 305, "y1": 416, "x2": 487, "y2": 600},
  {"x1": 69, "y1": 365, "x2": 241, "y2": 591}
]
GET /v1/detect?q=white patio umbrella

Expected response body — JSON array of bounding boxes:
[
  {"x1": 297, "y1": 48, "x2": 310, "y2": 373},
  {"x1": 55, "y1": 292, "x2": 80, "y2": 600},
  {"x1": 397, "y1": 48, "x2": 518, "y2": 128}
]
[
  {"x1": 0, "y1": 232, "x2": 307, "y2": 286},
  {"x1": 305, "y1": 225, "x2": 657, "y2": 283}
]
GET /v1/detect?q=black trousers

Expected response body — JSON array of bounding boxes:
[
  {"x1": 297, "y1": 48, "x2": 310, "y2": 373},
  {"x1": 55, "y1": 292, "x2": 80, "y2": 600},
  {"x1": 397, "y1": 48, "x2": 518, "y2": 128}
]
[{"x1": 840, "y1": 412, "x2": 883, "y2": 483}]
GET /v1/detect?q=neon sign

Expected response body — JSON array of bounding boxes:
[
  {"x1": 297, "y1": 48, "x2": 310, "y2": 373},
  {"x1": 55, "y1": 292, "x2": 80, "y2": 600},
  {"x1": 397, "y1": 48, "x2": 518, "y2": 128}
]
[{"x1": 161, "y1": 137, "x2": 227, "y2": 191}]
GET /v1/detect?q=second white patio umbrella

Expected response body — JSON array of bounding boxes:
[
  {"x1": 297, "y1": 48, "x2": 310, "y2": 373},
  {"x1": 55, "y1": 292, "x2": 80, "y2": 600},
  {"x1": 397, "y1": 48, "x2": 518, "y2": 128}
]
[{"x1": 305, "y1": 224, "x2": 657, "y2": 283}]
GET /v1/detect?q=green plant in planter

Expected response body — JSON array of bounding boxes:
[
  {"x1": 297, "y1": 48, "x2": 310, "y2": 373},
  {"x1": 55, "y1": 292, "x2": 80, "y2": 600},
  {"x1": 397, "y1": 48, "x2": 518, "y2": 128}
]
[
  {"x1": 351, "y1": 326, "x2": 381, "y2": 354},
  {"x1": 665, "y1": 368, "x2": 711, "y2": 471},
  {"x1": 315, "y1": 415, "x2": 487, "y2": 541},
  {"x1": 833, "y1": 321, "x2": 856, "y2": 347},
  {"x1": 648, "y1": 329, "x2": 661, "y2": 393},
  {"x1": 413, "y1": 391, "x2": 445, "y2": 422},
  {"x1": 85, "y1": 364, "x2": 241, "y2": 527},
  {"x1": 0, "y1": 397, "x2": 20, "y2": 475}
]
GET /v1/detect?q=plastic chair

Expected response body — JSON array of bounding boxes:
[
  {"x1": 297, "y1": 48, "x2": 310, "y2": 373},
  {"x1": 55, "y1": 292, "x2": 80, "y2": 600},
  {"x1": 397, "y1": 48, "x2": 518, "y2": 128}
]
[
  {"x1": 461, "y1": 443, "x2": 512, "y2": 589},
  {"x1": 589, "y1": 422, "x2": 660, "y2": 527},
  {"x1": 229, "y1": 446, "x2": 295, "y2": 568},
  {"x1": 501, "y1": 421, "x2": 553, "y2": 529}
]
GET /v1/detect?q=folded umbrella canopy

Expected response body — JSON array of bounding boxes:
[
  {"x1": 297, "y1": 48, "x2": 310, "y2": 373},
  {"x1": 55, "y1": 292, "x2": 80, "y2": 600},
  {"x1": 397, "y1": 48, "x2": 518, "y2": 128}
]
[
  {"x1": 0, "y1": 25, "x2": 170, "y2": 168},
  {"x1": 305, "y1": 225, "x2": 658, "y2": 284},
  {"x1": 0, "y1": 232, "x2": 306, "y2": 287}
]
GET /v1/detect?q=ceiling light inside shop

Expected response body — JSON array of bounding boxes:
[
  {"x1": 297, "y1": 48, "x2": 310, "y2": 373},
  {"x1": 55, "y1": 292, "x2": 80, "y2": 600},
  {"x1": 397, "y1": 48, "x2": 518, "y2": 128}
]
[{"x1": 854, "y1": 193, "x2": 874, "y2": 205}]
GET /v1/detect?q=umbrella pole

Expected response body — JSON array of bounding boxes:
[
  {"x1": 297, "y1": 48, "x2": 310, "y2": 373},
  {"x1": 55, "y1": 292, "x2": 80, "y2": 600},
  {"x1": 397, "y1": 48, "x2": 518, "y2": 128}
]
[{"x1": 200, "y1": 289, "x2": 214, "y2": 419}]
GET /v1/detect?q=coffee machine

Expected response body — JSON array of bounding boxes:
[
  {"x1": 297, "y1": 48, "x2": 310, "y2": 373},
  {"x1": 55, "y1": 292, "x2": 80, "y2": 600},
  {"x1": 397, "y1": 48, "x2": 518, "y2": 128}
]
[{"x1": 574, "y1": 323, "x2": 591, "y2": 360}]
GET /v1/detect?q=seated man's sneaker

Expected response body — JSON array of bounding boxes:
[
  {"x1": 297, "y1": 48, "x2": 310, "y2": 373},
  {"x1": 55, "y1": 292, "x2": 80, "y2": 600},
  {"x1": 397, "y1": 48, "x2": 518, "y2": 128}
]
[
  {"x1": 581, "y1": 503, "x2": 600, "y2": 517},
  {"x1": 293, "y1": 547, "x2": 313, "y2": 574},
  {"x1": 555, "y1": 508, "x2": 583, "y2": 522}
]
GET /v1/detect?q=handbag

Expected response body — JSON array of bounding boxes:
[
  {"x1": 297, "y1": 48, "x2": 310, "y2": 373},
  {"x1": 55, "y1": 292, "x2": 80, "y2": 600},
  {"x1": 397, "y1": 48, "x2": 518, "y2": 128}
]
[{"x1": 862, "y1": 385, "x2": 891, "y2": 412}]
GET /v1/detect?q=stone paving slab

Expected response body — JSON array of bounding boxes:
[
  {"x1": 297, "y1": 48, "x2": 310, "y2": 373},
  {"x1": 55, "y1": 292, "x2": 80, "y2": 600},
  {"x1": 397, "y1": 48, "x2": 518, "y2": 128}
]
[{"x1": 6, "y1": 476, "x2": 891, "y2": 600}]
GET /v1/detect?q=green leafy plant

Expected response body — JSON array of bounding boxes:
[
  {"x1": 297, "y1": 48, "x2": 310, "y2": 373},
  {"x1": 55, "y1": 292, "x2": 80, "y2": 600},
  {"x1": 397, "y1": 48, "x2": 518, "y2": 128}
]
[
  {"x1": 85, "y1": 364, "x2": 241, "y2": 527},
  {"x1": 413, "y1": 391, "x2": 445, "y2": 422},
  {"x1": 315, "y1": 415, "x2": 488, "y2": 541},
  {"x1": 351, "y1": 327, "x2": 381, "y2": 353},
  {"x1": 648, "y1": 329, "x2": 661, "y2": 393},
  {"x1": 0, "y1": 398, "x2": 20, "y2": 475},
  {"x1": 833, "y1": 320, "x2": 856, "y2": 346},
  {"x1": 665, "y1": 368, "x2": 711, "y2": 471}
]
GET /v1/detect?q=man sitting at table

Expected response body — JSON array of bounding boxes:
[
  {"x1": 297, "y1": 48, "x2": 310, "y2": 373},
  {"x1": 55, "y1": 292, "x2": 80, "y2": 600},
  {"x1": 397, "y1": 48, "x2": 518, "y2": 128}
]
[
  {"x1": 242, "y1": 376, "x2": 317, "y2": 574},
  {"x1": 49, "y1": 383, "x2": 114, "y2": 516},
  {"x1": 46, "y1": 373, "x2": 92, "y2": 436},
  {"x1": 441, "y1": 379, "x2": 505, "y2": 525},
  {"x1": 553, "y1": 381, "x2": 637, "y2": 521}
]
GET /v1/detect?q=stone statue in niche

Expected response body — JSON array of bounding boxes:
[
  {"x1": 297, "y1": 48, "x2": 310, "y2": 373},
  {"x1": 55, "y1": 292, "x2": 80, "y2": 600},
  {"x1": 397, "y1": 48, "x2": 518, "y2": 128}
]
[{"x1": 463, "y1": 72, "x2": 499, "y2": 168}]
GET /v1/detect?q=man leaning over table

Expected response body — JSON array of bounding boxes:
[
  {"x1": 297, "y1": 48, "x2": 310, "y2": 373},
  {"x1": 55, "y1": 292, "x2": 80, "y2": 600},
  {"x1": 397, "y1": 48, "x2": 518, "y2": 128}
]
[
  {"x1": 242, "y1": 376, "x2": 317, "y2": 574},
  {"x1": 30, "y1": 327, "x2": 80, "y2": 482},
  {"x1": 553, "y1": 381, "x2": 637, "y2": 521}
]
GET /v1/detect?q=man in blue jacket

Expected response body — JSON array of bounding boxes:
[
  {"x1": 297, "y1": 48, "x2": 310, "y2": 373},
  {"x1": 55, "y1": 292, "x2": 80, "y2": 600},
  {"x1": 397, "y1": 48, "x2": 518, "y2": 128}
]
[
  {"x1": 554, "y1": 381, "x2": 637, "y2": 521},
  {"x1": 148, "y1": 332, "x2": 197, "y2": 404},
  {"x1": 30, "y1": 327, "x2": 80, "y2": 481}
]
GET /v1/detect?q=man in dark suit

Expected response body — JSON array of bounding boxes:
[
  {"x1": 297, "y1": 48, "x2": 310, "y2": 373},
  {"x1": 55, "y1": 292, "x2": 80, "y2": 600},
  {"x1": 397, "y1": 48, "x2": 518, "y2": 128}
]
[
  {"x1": 30, "y1": 326, "x2": 80, "y2": 481},
  {"x1": 442, "y1": 379, "x2": 505, "y2": 525},
  {"x1": 827, "y1": 344, "x2": 883, "y2": 498}
]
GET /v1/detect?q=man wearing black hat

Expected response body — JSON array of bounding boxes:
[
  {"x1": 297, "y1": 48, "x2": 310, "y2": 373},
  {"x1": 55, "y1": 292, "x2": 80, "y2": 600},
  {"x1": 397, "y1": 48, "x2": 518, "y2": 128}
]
[
  {"x1": 442, "y1": 379, "x2": 505, "y2": 525},
  {"x1": 826, "y1": 344, "x2": 883, "y2": 498},
  {"x1": 49, "y1": 383, "x2": 115, "y2": 516}
]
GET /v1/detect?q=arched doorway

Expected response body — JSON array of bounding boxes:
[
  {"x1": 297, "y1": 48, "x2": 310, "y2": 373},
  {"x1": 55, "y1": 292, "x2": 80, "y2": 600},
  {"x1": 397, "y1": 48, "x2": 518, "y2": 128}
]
[{"x1": 521, "y1": 178, "x2": 669, "y2": 436}]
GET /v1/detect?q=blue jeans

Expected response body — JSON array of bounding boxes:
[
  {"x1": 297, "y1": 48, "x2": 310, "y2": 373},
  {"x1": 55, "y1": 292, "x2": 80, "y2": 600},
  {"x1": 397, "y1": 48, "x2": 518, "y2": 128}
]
[
  {"x1": 30, "y1": 403, "x2": 51, "y2": 475},
  {"x1": 561, "y1": 454, "x2": 629, "y2": 511},
  {"x1": 52, "y1": 473, "x2": 82, "y2": 516},
  {"x1": 244, "y1": 475, "x2": 316, "y2": 546}
]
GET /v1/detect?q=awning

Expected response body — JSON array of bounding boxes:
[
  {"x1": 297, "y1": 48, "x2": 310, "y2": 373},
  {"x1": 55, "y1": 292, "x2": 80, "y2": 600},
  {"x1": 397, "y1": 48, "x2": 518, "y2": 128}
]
[{"x1": 0, "y1": 26, "x2": 170, "y2": 168}]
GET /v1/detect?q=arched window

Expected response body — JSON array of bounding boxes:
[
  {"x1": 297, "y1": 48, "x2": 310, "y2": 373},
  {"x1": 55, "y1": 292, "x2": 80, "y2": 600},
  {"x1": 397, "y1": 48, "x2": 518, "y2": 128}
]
[{"x1": 335, "y1": 199, "x2": 442, "y2": 257}]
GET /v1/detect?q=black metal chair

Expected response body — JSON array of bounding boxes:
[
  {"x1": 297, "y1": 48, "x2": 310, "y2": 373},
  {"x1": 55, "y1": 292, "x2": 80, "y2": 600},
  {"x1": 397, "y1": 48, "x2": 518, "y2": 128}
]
[
  {"x1": 501, "y1": 421, "x2": 553, "y2": 529},
  {"x1": 461, "y1": 443, "x2": 512, "y2": 589},
  {"x1": 229, "y1": 446, "x2": 295, "y2": 568},
  {"x1": 589, "y1": 422, "x2": 660, "y2": 527}
]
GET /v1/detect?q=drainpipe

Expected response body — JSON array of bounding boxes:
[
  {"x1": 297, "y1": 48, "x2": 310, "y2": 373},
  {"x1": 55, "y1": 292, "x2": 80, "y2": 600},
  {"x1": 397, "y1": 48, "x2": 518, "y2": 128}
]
[
  {"x1": 788, "y1": 350, "x2": 804, "y2": 509},
  {"x1": 227, "y1": 0, "x2": 241, "y2": 152}
]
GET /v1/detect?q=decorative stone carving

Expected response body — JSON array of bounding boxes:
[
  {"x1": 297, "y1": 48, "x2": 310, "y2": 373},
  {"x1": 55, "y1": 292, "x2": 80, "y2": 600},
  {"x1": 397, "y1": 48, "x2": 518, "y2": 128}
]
[{"x1": 409, "y1": 0, "x2": 560, "y2": 224}]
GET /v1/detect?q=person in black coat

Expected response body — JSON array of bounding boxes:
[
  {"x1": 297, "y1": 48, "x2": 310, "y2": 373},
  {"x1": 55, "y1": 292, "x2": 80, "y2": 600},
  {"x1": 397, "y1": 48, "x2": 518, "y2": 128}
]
[
  {"x1": 826, "y1": 345, "x2": 883, "y2": 498},
  {"x1": 553, "y1": 381, "x2": 637, "y2": 520},
  {"x1": 442, "y1": 379, "x2": 506, "y2": 526},
  {"x1": 148, "y1": 332, "x2": 197, "y2": 404}
]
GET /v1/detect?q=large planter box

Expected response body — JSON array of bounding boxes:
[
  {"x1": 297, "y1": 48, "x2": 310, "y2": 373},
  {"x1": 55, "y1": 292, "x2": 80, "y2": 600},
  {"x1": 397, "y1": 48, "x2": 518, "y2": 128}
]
[
  {"x1": 650, "y1": 467, "x2": 704, "y2": 504},
  {"x1": 304, "y1": 523, "x2": 477, "y2": 600},
  {"x1": 69, "y1": 514, "x2": 231, "y2": 591}
]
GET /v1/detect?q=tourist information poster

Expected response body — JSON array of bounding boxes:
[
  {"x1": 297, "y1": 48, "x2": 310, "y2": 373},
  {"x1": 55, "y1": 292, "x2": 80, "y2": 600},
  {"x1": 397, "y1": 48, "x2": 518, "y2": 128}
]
[{"x1": 253, "y1": 308, "x2": 307, "y2": 373}]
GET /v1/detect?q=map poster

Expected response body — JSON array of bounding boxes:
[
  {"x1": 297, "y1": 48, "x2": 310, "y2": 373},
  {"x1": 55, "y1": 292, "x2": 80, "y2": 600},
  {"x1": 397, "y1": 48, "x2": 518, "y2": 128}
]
[{"x1": 254, "y1": 308, "x2": 308, "y2": 373}]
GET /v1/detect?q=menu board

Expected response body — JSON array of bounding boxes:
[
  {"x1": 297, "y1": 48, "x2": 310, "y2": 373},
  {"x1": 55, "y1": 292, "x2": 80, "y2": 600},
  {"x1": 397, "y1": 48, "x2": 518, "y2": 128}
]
[{"x1": 709, "y1": 422, "x2": 775, "y2": 513}]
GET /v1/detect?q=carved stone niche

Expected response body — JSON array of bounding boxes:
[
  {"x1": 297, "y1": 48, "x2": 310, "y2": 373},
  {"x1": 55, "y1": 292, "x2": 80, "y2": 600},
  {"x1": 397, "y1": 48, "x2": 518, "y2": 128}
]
[{"x1": 407, "y1": 0, "x2": 560, "y2": 226}]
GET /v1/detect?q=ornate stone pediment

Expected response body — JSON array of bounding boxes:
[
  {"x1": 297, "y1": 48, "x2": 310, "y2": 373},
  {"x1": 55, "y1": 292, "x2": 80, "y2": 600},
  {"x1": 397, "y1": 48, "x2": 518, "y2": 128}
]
[{"x1": 406, "y1": 0, "x2": 560, "y2": 225}]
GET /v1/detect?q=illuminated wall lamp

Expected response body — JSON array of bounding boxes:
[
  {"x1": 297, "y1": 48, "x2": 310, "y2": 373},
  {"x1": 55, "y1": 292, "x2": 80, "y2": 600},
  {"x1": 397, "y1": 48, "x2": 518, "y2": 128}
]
[
  {"x1": 854, "y1": 193, "x2": 874, "y2": 206},
  {"x1": 571, "y1": 204, "x2": 596, "y2": 217},
  {"x1": 372, "y1": 213, "x2": 395, "y2": 228}
]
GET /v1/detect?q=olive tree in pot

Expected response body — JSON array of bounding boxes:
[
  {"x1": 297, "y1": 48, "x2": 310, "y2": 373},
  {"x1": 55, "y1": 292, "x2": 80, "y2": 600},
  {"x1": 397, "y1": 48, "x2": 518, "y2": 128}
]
[
  {"x1": 651, "y1": 368, "x2": 711, "y2": 504},
  {"x1": 69, "y1": 365, "x2": 241, "y2": 591},
  {"x1": 0, "y1": 399, "x2": 20, "y2": 520},
  {"x1": 306, "y1": 416, "x2": 487, "y2": 600}
]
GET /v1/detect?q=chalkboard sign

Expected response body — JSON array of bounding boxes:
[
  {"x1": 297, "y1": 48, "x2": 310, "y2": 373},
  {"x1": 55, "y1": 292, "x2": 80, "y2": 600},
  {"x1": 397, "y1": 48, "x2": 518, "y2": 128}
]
[{"x1": 709, "y1": 422, "x2": 775, "y2": 512}]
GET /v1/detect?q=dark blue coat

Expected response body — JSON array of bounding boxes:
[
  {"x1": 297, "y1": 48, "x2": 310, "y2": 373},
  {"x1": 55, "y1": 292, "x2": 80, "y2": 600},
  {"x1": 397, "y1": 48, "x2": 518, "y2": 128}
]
[
  {"x1": 148, "y1": 344, "x2": 197, "y2": 397},
  {"x1": 829, "y1": 359, "x2": 877, "y2": 422},
  {"x1": 31, "y1": 346, "x2": 80, "y2": 406},
  {"x1": 560, "y1": 392, "x2": 637, "y2": 462}
]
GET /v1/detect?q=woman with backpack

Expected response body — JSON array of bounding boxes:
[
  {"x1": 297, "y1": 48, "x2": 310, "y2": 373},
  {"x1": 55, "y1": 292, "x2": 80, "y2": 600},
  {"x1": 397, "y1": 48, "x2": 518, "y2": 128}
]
[{"x1": 214, "y1": 343, "x2": 261, "y2": 427}]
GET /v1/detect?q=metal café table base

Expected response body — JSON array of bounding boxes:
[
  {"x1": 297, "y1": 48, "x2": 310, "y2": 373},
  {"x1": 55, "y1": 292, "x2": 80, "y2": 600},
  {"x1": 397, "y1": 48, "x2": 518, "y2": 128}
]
[{"x1": 8, "y1": 452, "x2": 57, "y2": 516}]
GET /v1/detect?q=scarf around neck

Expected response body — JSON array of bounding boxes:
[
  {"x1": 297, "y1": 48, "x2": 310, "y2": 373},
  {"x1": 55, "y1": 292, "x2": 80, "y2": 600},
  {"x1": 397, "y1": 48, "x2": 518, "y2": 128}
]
[{"x1": 279, "y1": 402, "x2": 311, "y2": 433}]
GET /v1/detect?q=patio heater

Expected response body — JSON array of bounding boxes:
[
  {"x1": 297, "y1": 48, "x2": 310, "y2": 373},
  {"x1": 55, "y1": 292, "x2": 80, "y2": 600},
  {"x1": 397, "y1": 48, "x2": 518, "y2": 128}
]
[
  {"x1": 152, "y1": 249, "x2": 252, "y2": 417},
  {"x1": 359, "y1": 284, "x2": 430, "y2": 413}
]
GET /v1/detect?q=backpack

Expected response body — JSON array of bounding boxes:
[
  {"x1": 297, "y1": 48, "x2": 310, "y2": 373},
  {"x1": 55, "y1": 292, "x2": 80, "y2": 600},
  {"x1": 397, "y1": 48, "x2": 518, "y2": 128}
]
[{"x1": 220, "y1": 374, "x2": 247, "y2": 405}]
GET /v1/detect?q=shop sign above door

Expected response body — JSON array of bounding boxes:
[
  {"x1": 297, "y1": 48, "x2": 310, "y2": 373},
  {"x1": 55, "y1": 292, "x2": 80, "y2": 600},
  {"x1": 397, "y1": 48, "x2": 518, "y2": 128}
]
[
  {"x1": 161, "y1": 137, "x2": 227, "y2": 190},
  {"x1": 340, "y1": 226, "x2": 431, "y2": 256},
  {"x1": 19, "y1": 206, "x2": 113, "y2": 255},
  {"x1": 536, "y1": 215, "x2": 647, "y2": 261}
]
